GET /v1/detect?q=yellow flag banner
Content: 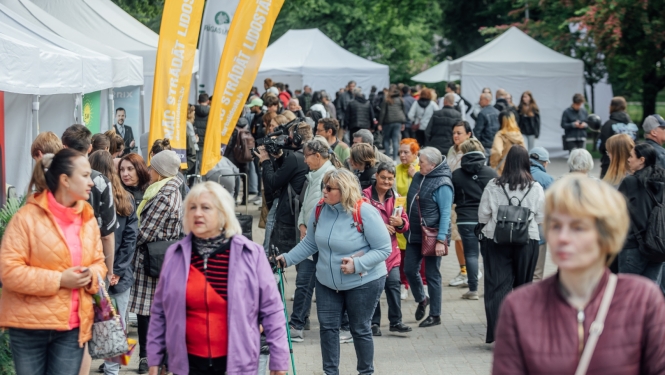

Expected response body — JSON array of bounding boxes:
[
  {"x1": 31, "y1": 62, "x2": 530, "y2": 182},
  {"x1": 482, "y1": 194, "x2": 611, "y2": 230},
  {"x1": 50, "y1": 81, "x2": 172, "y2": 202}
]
[
  {"x1": 149, "y1": 0, "x2": 205, "y2": 167},
  {"x1": 200, "y1": 0, "x2": 285, "y2": 175}
]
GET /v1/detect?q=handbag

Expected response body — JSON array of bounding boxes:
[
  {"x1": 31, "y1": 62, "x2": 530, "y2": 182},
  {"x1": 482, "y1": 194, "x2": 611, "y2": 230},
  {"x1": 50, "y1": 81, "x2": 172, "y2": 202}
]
[
  {"x1": 143, "y1": 240, "x2": 178, "y2": 278},
  {"x1": 574, "y1": 273, "x2": 617, "y2": 375},
  {"x1": 416, "y1": 196, "x2": 448, "y2": 257},
  {"x1": 89, "y1": 275, "x2": 129, "y2": 360}
]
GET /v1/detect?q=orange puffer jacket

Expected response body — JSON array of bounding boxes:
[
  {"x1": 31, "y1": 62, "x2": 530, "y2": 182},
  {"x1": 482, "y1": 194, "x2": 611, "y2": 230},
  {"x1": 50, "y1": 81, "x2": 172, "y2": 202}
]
[{"x1": 0, "y1": 192, "x2": 106, "y2": 346}]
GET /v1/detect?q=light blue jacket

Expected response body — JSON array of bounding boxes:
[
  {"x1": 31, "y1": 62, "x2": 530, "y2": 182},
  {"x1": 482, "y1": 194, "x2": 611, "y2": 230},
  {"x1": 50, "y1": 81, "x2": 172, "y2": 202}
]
[{"x1": 284, "y1": 202, "x2": 391, "y2": 291}]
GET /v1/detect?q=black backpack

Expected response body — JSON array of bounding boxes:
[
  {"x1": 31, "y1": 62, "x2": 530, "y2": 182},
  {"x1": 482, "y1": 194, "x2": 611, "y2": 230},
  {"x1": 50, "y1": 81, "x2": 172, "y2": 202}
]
[
  {"x1": 493, "y1": 183, "x2": 534, "y2": 246},
  {"x1": 634, "y1": 188, "x2": 665, "y2": 262}
]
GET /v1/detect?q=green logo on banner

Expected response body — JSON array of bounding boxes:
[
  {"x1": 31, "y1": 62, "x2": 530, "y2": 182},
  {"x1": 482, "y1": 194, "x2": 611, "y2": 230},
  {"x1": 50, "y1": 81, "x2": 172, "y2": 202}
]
[
  {"x1": 214, "y1": 11, "x2": 230, "y2": 25},
  {"x1": 82, "y1": 91, "x2": 101, "y2": 134}
]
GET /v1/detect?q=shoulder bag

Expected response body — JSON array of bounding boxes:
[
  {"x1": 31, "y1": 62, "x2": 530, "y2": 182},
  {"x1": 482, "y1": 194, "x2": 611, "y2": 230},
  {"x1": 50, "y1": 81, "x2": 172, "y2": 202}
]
[
  {"x1": 574, "y1": 273, "x2": 617, "y2": 375},
  {"x1": 143, "y1": 240, "x2": 179, "y2": 278},
  {"x1": 416, "y1": 195, "x2": 448, "y2": 257}
]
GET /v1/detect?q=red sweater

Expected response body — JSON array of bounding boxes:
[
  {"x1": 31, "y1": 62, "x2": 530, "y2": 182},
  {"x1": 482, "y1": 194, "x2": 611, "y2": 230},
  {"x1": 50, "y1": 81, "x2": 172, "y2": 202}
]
[{"x1": 493, "y1": 270, "x2": 665, "y2": 375}]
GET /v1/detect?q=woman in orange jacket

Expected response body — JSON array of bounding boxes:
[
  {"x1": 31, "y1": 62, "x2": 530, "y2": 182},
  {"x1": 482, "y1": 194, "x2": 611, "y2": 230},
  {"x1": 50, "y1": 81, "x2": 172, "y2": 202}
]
[{"x1": 0, "y1": 148, "x2": 106, "y2": 375}]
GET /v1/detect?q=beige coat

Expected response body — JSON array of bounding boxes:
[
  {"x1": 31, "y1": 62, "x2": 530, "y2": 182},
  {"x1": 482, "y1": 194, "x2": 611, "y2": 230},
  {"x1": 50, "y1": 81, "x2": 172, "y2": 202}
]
[{"x1": 490, "y1": 131, "x2": 525, "y2": 175}]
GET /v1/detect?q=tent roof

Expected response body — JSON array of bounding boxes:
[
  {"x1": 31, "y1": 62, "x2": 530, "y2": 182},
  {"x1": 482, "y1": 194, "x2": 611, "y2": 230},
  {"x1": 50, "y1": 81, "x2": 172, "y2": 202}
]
[
  {"x1": 0, "y1": 23, "x2": 83, "y2": 95},
  {"x1": 448, "y1": 27, "x2": 583, "y2": 78},
  {"x1": 0, "y1": 0, "x2": 143, "y2": 87},
  {"x1": 259, "y1": 29, "x2": 389, "y2": 75},
  {"x1": 411, "y1": 60, "x2": 460, "y2": 83}
]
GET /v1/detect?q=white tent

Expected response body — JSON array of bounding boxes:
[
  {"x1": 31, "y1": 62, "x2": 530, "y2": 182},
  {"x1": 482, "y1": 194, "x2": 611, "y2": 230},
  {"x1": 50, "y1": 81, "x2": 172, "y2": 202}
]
[
  {"x1": 0, "y1": 0, "x2": 143, "y2": 88},
  {"x1": 31, "y1": 0, "x2": 200, "y2": 132},
  {"x1": 411, "y1": 60, "x2": 460, "y2": 83},
  {"x1": 446, "y1": 27, "x2": 584, "y2": 157},
  {"x1": 255, "y1": 29, "x2": 390, "y2": 97}
]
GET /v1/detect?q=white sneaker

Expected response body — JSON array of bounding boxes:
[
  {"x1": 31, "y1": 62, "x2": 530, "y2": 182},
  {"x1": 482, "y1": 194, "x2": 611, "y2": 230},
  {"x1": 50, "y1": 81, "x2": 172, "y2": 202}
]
[
  {"x1": 290, "y1": 294, "x2": 294, "y2": 301},
  {"x1": 478, "y1": 270, "x2": 483, "y2": 280},
  {"x1": 449, "y1": 272, "x2": 468, "y2": 287},
  {"x1": 339, "y1": 330, "x2": 354, "y2": 344},
  {"x1": 312, "y1": 291, "x2": 316, "y2": 303},
  {"x1": 400, "y1": 285, "x2": 408, "y2": 300}
]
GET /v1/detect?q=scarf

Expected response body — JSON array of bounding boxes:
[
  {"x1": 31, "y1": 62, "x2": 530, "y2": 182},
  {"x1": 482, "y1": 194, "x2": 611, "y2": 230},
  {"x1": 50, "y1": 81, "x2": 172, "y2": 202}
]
[
  {"x1": 136, "y1": 177, "x2": 173, "y2": 224},
  {"x1": 192, "y1": 232, "x2": 230, "y2": 259}
]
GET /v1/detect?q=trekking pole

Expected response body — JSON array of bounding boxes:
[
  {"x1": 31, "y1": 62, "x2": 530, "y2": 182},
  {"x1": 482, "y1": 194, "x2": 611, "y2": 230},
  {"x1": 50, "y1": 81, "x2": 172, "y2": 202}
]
[{"x1": 273, "y1": 245, "x2": 297, "y2": 375}]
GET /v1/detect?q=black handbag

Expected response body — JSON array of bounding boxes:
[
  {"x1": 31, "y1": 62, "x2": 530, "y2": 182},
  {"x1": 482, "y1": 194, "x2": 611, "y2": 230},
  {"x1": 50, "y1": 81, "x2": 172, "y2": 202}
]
[
  {"x1": 143, "y1": 240, "x2": 178, "y2": 278},
  {"x1": 493, "y1": 184, "x2": 534, "y2": 246}
]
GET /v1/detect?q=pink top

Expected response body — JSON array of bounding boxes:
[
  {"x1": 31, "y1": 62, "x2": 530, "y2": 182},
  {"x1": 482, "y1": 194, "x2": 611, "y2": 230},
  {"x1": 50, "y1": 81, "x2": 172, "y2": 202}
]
[{"x1": 47, "y1": 191, "x2": 83, "y2": 329}]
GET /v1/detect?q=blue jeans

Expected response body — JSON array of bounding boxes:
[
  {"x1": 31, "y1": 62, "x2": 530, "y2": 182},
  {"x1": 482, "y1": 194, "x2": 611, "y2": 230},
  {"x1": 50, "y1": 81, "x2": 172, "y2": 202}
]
[
  {"x1": 9, "y1": 328, "x2": 83, "y2": 375},
  {"x1": 404, "y1": 242, "x2": 442, "y2": 316},
  {"x1": 290, "y1": 253, "x2": 318, "y2": 330},
  {"x1": 316, "y1": 276, "x2": 385, "y2": 375},
  {"x1": 372, "y1": 267, "x2": 402, "y2": 326},
  {"x1": 619, "y1": 247, "x2": 663, "y2": 284},
  {"x1": 458, "y1": 224, "x2": 480, "y2": 292},
  {"x1": 382, "y1": 122, "x2": 401, "y2": 160},
  {"x1": 105, "y1": 287, "x2": 131, "y2": 374},
  {"x1": 263, "y1": 197, "x2": 279, "y2": 252},
  {"x1": 257, "y1": 354, "x2": 269, "y2": 374}
]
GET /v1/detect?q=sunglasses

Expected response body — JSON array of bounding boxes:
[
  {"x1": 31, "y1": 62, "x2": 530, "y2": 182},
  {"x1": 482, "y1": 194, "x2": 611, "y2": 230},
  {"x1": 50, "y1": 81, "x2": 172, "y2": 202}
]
[{"x1": 324, "y1": 185, "x2": 339, "y2": 193}]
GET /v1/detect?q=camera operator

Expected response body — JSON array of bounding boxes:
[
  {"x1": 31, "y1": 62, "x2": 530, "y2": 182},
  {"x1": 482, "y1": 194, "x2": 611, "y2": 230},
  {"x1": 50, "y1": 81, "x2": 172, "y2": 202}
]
[{"x1": 255, "y1": 121, "x2": 312, "y2": 254}]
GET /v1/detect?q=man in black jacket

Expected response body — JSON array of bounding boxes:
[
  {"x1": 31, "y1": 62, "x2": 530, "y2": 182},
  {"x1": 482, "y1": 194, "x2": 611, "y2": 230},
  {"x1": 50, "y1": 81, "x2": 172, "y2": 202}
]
[
  {"x1": 643, "y1": 114, "x2": 665, "y2": 170},
  {"x1": 494, "y1": 89, "x2": 519, "y2": 121},
  {"x1": 598, "y1": 96, "x2": 634, "y2": 178},
  {"x1": 561, "y1": 93, "x2": 589, "y2": 151},
  {"x1": 474, "y1": 93, "x2": 500, "y2": 154},
  {"x1": 345, "y1": 87, "x2": 375, "y2": 144},
  {"x1": 426, "y1": 93, "x2": 462, "y2": 154},
  {"x1": 113, "y1": 107, "x2": 136, "y2": 155},
  {"x1": 194, "y1": 93, "x2": 210, "y2": 169},
  {"x1": 298, "y1": 85, "x2": 313, "y2": 113},
  {"x1": 336, "y1": 80, "x2": 356, "y2": 127}
]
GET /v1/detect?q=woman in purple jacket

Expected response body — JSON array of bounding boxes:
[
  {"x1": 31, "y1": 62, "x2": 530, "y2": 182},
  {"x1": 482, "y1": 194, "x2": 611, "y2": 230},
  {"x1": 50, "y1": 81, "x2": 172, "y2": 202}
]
[{"x1": 147, "y1": 182, "x2": 288, "y2": 375}]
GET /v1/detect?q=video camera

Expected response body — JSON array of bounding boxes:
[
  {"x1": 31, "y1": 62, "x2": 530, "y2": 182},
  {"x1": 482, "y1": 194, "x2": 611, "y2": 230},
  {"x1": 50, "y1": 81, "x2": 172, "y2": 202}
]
[{"x1": 253, "y1": 117, "x2": 307, "y2": 155}]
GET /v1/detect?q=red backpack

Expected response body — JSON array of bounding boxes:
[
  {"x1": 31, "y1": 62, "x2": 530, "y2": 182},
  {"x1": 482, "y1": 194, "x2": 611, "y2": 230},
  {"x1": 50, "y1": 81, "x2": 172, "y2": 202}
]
[
  {"x1": 313, "y1": 197, "x2": 369, "y2": 233},
  {"x1": 233, "y1": 127, "x2": 255, "y2": 163}
]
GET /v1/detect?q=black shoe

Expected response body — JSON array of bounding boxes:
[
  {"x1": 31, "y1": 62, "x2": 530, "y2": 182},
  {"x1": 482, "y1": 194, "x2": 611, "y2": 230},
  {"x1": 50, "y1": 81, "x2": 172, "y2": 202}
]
[
  {"x1": 418, "y1": 316, "x2": 441, "y2": 328},
  {"x1": 415, "y1": 296, "x2": 429, "y2": 321},
  {"x1": 389, "y1": 322, "x2": 413, "y2": 333},
  {"x1": 304, "y1": 317, "x2": 310, "y2": 331},
  {"x1": 371, "y1": 324, "x2": 382, "y2": 336},
  {"x1": 97, "y1": 363, "x2": 105, "y2": 373},
  {"x1": 138, "y1": 357, "x2": 149, "y2": 374}
]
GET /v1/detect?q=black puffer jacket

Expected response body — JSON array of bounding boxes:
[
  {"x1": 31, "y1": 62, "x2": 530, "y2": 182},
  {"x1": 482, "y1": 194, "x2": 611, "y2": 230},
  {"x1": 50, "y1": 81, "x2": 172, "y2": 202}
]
[
  {"x1": 517, "y1": 106, "x2": 541, "y2": 137},
  {"x1": 451, "y1": 151, "x2": 498, "y2": 223},
  {"x1": 426, "y1": 106, "x2": 462, "y2": 154},
  {"x1": 599, "y1": 111, "x2": 632, "y2": 177},
  {"x1": 193, "y1": 104, "x2": 210, "y2": 148},
  {"x1": 618, "y1": 166, "x2": 665, "y2": 250},
  {"x1": 345, "y1": 95, "x2": 375, "y2": 131}
]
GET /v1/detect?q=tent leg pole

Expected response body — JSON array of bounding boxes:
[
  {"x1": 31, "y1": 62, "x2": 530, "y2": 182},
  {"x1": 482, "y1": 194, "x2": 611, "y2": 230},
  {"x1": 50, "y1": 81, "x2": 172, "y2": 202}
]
[
  {"x1": 140, "y1": 85, "x2": 146, "y2": 135},
  {"x1": 109, "y1": 88, "x2": 115, "y2": 130},
  {"x1": 32, "y1": 95, "x2": 40, "y2": 134}
]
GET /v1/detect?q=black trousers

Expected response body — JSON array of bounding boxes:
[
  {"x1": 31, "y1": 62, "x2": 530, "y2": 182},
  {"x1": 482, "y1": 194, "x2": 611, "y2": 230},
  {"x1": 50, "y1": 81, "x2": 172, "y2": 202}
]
[
  {"x1": 137, "y1": 314, "x2": 150, "y2": 358},
  {"x1": 187, "y1": 355, "x2": 227, "y2": 375},
  {"x1": 481, "y1": 239, "x2": 539, "y2": 343}
]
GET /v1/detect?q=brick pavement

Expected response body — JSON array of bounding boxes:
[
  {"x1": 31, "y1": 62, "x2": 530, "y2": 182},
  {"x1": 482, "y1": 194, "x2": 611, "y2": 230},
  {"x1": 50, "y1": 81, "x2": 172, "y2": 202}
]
[{"x1": 96, "y1": 158, "x2": 583, "y2": 374}]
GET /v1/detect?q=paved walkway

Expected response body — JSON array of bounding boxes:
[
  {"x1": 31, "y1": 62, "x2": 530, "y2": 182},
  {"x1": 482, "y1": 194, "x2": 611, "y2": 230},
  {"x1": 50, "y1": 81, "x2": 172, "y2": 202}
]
[{"x1": 94, "y1": 158, "x2": 591, "y2": 374}]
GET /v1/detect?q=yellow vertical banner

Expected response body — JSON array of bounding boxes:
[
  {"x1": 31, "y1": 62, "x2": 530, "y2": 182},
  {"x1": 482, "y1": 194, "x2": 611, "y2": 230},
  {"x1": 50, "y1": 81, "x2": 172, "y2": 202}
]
[
  {"x1": 200, "y1": 0, "x2": 285, "y2": 175},
  {"x1": 149, "y1": 0, "x2": 205, "y2": 168}
]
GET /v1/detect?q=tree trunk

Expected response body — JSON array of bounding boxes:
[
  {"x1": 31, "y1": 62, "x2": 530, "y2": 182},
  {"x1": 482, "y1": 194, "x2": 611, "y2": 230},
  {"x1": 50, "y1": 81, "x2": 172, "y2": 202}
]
[
  {"x1": 642, "y1": 68, "x2": 659, "y2": 126},
  {"x1": 590, "y1": 83, "x2": 595, "y2": 114}
]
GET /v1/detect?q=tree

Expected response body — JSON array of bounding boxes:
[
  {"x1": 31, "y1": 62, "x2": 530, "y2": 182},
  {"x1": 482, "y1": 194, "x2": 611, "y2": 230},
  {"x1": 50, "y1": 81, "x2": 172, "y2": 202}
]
[{"x1": 111, "y1": 0, "x2": 164, "y2": 33}]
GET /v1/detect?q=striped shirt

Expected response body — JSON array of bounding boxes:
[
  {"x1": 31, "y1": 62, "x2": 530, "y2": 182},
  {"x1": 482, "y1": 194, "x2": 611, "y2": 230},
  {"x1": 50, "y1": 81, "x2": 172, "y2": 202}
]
[{"x1": 191, "y1": 236, "x2": 231, "y2": 299}]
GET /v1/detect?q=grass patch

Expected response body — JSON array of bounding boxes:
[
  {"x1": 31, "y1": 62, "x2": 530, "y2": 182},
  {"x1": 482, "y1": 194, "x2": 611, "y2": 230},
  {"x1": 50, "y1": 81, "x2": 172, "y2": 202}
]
[
  {"x1": 626, "y1": 103, "x2": 665, "y2": 123},
  {"x1": 587, "y1": 141, "x2": 602, "y2": 159}
]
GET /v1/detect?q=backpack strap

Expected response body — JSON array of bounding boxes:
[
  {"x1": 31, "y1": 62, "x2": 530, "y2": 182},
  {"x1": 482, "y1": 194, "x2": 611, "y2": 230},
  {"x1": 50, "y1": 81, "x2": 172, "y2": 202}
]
[
  {"x1": 501, "y1": 183, "x2": 534, "y2": 207},
  {"x1": 352, "y1": 198, "x2": 370, "y2": 233},
  {"x1": 313, "y1": 198, "x2": 325, "y2": 232}
]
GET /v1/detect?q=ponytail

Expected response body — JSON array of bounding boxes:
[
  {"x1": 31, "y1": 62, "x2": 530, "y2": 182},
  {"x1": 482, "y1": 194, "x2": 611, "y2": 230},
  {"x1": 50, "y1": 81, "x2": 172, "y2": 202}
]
[
  {"x1": 329, "y1": 150, "x2": 343, "y2": 169},
  {"x1": 28, "y1": 153, "x2": 53, "y2": 194},
  {"x1": 28, "y1": 149, "x2": 82, "y2": 195}
]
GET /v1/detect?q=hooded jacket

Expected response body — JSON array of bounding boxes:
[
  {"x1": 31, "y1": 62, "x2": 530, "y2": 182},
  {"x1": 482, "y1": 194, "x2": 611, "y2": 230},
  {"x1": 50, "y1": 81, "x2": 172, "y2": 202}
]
[
  {"x1": 599, "y1": 111, "x2": 634, "y2": 176},
  {"x1": 193, "y1": 104, "x2": 210, "y2": 148},
  {"x1": 451, "y1": 152, "x2": 498, "y2": 223},
  {"x1": 345, "y1": 95, "x2": 374, "y2": 130},
  {"x1": 407, "y1": 99, "x2": 438, "y2": 131},
  {"x1": 529, "y1": 160, "x2": 554, "y2": 191},
  {"x1": 490, "y1": 131, "x2": 526, "y2": 174},
  {"x1": 363, "y1": 185, "x2": 410, "y2": 272},
  {"x1": 0, "y1": 192, "x2": 106, "y2": 346},
  {"x1": 618, "y1": 166, "x2": 665, "y2": 249},
  {"x1": 426, "y1": 105, "x2": 462, "y2": 154},
  {"x1": 561, "y1": 106, "x2": 589, "y2": 141},
  {"x1": 474, "y1": 105, "x2": 501, "y2": 150}
]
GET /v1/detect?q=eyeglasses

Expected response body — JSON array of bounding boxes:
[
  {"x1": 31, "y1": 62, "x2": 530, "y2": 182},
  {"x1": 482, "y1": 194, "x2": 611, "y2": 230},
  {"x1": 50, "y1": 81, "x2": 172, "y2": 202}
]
[{"x1": 324, "y1": 185, "x2": 339, "y2": 192}]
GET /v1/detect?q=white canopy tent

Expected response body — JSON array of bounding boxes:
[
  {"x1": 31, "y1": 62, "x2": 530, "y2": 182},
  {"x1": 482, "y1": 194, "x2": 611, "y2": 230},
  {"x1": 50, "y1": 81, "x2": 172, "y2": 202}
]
[
  {"x1": 448, "y1": 27, "x2": 584, "y2": 157},
  {"x1": 255, "y1": 29, "x2": 390, "y2": 97},
  {"x1": 31, "y1": 0, "x2": 200, "y2": 133},
  {"x1": 411, "y1": 60, "x2": 459, "y2": 83}
]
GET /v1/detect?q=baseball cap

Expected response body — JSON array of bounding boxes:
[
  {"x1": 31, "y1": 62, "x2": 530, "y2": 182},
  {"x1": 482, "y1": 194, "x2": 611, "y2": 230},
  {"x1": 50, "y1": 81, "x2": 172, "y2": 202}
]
[
  {"x1": 643, "y1": 114, "x2": 665, "y2": 133},
  {"x1": 529, "y1": 146, "x2": 550, "y2": 163},
  {"x1": 245, "y1": 97, "x2": 263, "y2": 108}
]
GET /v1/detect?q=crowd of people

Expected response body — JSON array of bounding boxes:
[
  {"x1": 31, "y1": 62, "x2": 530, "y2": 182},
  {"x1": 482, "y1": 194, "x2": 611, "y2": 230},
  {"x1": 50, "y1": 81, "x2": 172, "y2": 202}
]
[{"x1": 0, "y1": 77, "x2": 665, "y2": 375}]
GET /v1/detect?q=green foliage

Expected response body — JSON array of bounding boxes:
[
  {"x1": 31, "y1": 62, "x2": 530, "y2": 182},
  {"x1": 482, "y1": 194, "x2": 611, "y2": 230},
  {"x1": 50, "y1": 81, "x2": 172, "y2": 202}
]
[
  {"x1": 0, "y1": 196, "x2": 25, "y2": 240},
  {"x1": 0, "y1": 328, "x2": 12, "y2": 375},
  {"x1": 111, "y1": 0, "x2": 164, "y2": 33}
]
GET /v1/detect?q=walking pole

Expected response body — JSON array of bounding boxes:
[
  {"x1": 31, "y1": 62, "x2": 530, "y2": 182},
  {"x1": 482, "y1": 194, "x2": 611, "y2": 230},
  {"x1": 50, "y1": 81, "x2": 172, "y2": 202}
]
[{"x1": 273, "y1": 245, "x2": 297, "y2": 375}]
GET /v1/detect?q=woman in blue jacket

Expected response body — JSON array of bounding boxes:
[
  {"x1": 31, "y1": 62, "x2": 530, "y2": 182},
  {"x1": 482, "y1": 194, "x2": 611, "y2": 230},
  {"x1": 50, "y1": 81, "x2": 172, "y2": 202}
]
[{"x1": 277, "y1": 168, "x2": 392, "y2": 375}]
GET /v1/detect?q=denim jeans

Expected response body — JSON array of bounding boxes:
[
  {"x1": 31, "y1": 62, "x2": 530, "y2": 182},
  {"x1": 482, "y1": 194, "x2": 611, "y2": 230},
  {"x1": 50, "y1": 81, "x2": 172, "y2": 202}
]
[
  {"x1": 458, "y1": 225, "x2": 480, "y2": 292},
  {"x1": 619, "y1": 247, "x2": 663, "y2": 284},
  {"x1": 257, "y1": 354, "x2": 269, "y2": 375},
  {"x1": 372, "y1": 267, "x2": 402, "y2": 326},
  {"x1": 522, "y1": 134, "x2": 536, "y2": 151},
  {"x1": 290, "y1": 253, "x2": 319, "y2": 330},
  {"x1": 9, "y1": 328, "x2": 83, "y2": 375},
  {"x1": 404, "y1": 242, "x2": 442, "y2": 316},
  {"x1": 263, "y1": 197, "x2": 279, "y2": 252},
  {"x1": 104, "y1": 288, "x2": 131, "y2": 374},
  {"x1": 316, "y1": 276, "x2": 385, "y2": 375},
  {"x1": 382, "y1": 122, "x2": 401, "y2": 160}
]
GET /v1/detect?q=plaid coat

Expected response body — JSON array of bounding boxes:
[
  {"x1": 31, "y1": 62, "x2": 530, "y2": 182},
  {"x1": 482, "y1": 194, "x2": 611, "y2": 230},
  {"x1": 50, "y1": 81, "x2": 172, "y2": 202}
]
[{"x1": 129, "y1": 175, "x2": 184, "y2": 316}]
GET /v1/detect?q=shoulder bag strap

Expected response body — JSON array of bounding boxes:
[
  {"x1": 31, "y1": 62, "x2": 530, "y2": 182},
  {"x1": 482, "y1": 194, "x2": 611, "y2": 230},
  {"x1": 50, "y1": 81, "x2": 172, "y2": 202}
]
[
  {"x1": 574, "y1": 273, "x2": 617, "y2": 375},
  {"x1": 415, "y1": 190, "x2": 428, "y2": 227}
]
